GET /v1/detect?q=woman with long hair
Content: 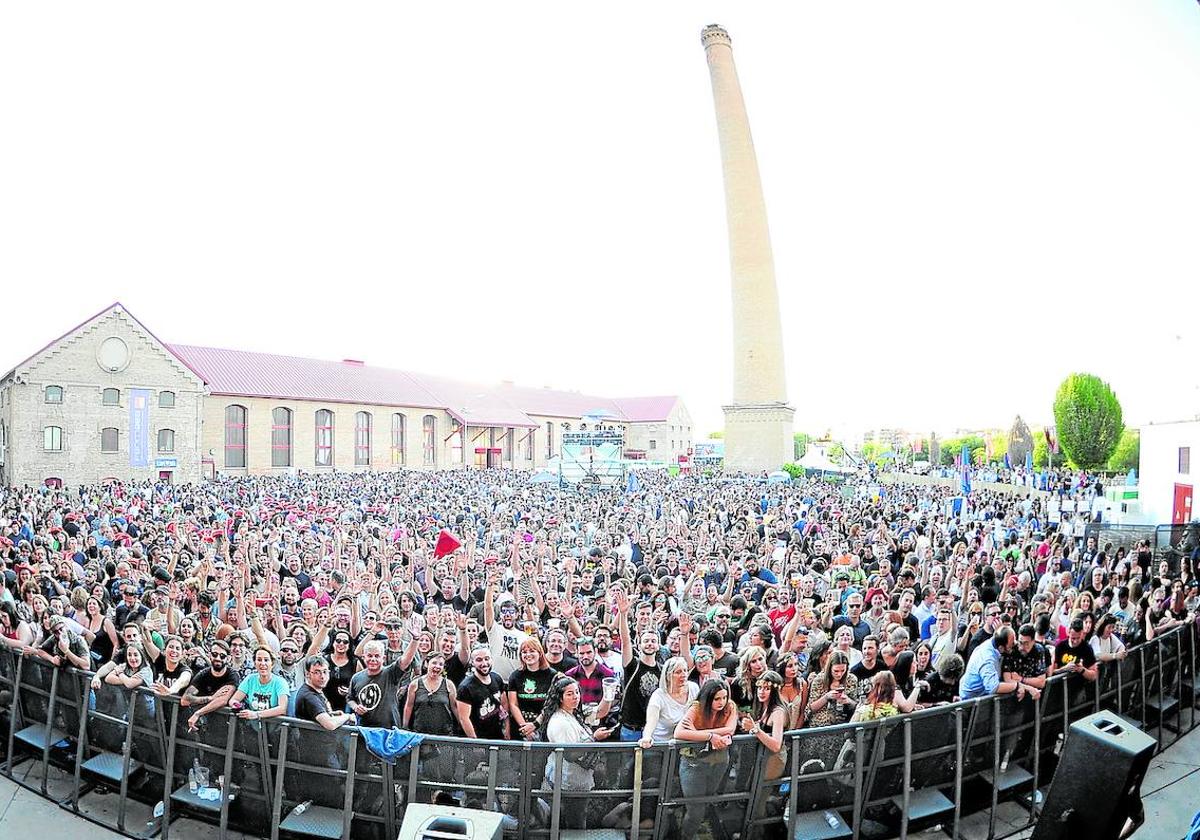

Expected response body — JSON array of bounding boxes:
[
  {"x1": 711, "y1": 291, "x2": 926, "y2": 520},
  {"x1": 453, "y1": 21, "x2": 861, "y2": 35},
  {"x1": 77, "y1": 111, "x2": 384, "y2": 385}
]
[
  {"x1": 774, "y1": 650, "x2": 809, "y2": 730},
  {"x1": 731, "y1": 645, "x2": 768, "y2": 713},
  {"x1": 673, "y1": 679, "x2": 738, "y2": 837},
  {"x1": 151, "y1": 635, "x2": 193, "y2": 696},
  {"x1": 1, "y1": 601, "x2": 35, "y2": 650},
  {"x1": 805, "y1": 650, "x2": 858, "y2": 728},
  {"x1": 638, "y1": 656, "x2": 698, "y2": 748},
  {"x1": 83, "y1": 595, "x2": 118, "y2": 665},
  {"x1": 740, "y1": 670, "x2": 789, "y2": 779},
  {"x1": 322, "y1": 627, "x2": 358, "y2": 709},
  {"x1": 919, "y1": 653, "x2": 964, "y2": 704},
  {"x1": 403, "y1": 652, "x2": 461, "y2": 736},
  {"x1": 536, "y1": 674, "x2": 614, "y2": 829}
]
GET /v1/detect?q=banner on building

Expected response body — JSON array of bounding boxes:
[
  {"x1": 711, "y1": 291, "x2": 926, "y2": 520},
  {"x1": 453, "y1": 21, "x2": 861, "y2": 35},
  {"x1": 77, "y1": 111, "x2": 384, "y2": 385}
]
[{"x1": 129, "y1": 388, "x2": 150, "y2": 467}]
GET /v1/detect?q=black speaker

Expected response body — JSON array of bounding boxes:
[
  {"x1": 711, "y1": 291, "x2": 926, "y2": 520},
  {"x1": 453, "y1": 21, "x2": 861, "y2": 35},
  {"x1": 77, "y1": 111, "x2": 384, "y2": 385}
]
[{"x1": 1031, "y1": 711, "x2": 1156, "y2": 840}]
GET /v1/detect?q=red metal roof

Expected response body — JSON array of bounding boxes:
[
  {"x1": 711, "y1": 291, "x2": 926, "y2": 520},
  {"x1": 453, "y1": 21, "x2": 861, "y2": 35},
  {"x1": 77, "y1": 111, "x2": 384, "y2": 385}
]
[
  {"x1": 5, "y1": 303, "x2": 684, "y2": 429},
  {"x1": 610, "y1": 396, "x2": 681, "y2": 423}
]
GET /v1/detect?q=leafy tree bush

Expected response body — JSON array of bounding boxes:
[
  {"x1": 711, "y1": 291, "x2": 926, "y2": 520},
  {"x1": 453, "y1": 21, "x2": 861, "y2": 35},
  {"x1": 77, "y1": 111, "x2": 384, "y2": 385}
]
[
  {"x1": 781, "y1": 462, "x2": 805, "y2": 480},
  {"x1": 1107, "y1": 429, "x2": 1140, "y2": 473},
  {"x1": 1052, "y1": 373, "x2": 1124, "y2": 470}
]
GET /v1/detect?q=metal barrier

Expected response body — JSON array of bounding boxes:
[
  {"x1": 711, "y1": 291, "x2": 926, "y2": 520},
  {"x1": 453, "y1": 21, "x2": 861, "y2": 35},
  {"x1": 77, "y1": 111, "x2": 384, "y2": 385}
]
[{"x1": 1, "y1": 620, "x2": 1197, "y2": 840}]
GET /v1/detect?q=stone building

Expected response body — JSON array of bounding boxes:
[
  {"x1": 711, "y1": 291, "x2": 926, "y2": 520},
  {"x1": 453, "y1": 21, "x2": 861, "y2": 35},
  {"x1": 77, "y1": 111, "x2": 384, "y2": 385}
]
[
  {"x1": 0, "y1": 304, "x2": 205, "y2": 487},
  {"x1": 0, "y1": 303, "x2": 692, "y2": 486}
]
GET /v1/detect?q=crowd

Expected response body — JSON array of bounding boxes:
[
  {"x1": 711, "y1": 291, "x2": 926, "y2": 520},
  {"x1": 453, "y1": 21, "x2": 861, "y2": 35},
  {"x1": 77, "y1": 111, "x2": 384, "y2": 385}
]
[{"x1": 1, "y1": 468, "x2": 1197, "y2": 831}]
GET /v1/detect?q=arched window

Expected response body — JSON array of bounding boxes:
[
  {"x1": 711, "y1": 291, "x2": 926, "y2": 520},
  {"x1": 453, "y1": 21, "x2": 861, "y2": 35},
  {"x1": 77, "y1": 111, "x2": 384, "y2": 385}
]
[
  {"x1": 157, "y1": 429, "x2": 175, "y2": 453},
  {"x1": 224, "y1": 405, "x2": 247, "y2": 468},
  {"x1": 43, "y1": 426, "x2": 63, "y2": 451},
  {"x1": 422, "y1": 415, "x2": 437, "y2": 466},
  {"x1": 44, "y1": 386, "x2": 63, "y2": 404},
  {"x1": 272, "y1": 408, "x2": 293, "y2": 468},
  {"x1": 101, "y1": 427, "x2": 119, "y2": 453},
  {"x1": 315, "y1": 410, "x2": 334, "y2": 467},
  {"x1": 355, "y1": 412, "x2": 372, "y2": 466},
  {"x1": 102, "y1": 388, "x2": 120, "y2": 406},
  {"x1": 391, "y1": 414, "x2": 406, "y2": 465},
  {"x1": 159, "y1": 391, "x2": 176, "y2": 408}
]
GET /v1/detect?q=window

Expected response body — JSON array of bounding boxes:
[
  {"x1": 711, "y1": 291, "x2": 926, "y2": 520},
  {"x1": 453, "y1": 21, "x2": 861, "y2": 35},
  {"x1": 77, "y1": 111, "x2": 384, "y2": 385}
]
[
  {"x1": 159, "y1": 391, "x2": 176, "y2": 408},
  {"x1": 101, "y1": 427, "x2": 119, "y2": 453},
  {"x1": 1182, "y1": 447, "x2": 1192, "y2": 475},
  {"x1": 355, "y1": 412, "x2": 372, "y2": 465},
  {"x1": 272, "y1": 408, "x2": 293, "y2": 468},
  {"x1": 391, "y1": 414, "x2": 406, "y2": 465},
  {"x1": 525, "y1": 429, "x2": 535, "y2": 461},
  {"x1": 44, "y1": 386, "x2": 63, "y2": 404},
  {"x1": 422, "y1": 415, "x2": 437, "y2": 466},
  {"x1": 224, "y1": 405, "x2": 247, "y2": 468},
  {"x1": 546, "y1": 421, "x2": 553, "y2": 458},
  {"x1": 315, "y1": 410, "x2": 334, "y2": 467},
  {"x1": 102, "y1": 388, "x2": 120, "y2": 406},
  {"x1": 43, "y1": 426, "x2": 63, "y2": 451},
  {"x1": 504, "y1": 427, "x2": 514, "y2": 462},
  {"x1": 649, "y1": 439, "x2": 657, "y2": 450},
  {"x1": 157, "y1": 429, "x2": 175, "y2": 453}
]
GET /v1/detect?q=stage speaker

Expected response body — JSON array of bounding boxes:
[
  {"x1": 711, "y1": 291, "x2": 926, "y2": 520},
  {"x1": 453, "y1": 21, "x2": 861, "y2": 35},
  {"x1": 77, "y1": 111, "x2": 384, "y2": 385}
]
[
  {"x1": 397, "y1": 803, "x2": 505, "y2": 840},
  {"x1": 1031, "y1": 711, "x2": 1156, "y2": 840}
]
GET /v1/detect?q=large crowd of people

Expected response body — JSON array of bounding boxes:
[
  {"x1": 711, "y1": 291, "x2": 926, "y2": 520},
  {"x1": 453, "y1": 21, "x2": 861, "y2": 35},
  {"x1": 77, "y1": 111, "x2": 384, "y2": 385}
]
[{"x1": 1, "y1": 468, "x2": 1197, "y2": 831}]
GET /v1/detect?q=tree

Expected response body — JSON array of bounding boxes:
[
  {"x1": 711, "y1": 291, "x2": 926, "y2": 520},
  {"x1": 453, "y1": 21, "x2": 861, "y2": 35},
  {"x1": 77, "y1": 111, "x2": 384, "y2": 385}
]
[
  {"x1": 1052, "y1": 373, "x2": 1124, "y2": 470},
  {"x1": 827, "y1": 442, "x2": 845, "y2": 464},
  {"x1": 1007, "y1": 416, "x2": 1034, "y2": 468},
  {"x1": 708, "y1": 431, "x2": 724, "y2": 439},
  {"x1": 1032, "y1": 431, "x2": 1049, "y2": 469},
  {"x1": 1107, "y1": 428, "x2": 1140, "y2": 473},
  {"x1": 793, "y1": 433, "x2": 810, "y2": 460}
]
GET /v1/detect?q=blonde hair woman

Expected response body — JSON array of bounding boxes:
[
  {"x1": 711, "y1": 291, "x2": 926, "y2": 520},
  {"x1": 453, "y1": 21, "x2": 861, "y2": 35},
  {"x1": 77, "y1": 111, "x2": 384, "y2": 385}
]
[{"x1": 638, "y1": 656, "x2": 698, "y2": 748}]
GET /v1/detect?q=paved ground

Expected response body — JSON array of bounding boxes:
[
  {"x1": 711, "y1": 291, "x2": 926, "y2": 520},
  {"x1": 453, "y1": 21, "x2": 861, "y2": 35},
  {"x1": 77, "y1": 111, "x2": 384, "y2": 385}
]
[{"x1": 2, "y1": 720, "x2": 1198, "y2": 839}]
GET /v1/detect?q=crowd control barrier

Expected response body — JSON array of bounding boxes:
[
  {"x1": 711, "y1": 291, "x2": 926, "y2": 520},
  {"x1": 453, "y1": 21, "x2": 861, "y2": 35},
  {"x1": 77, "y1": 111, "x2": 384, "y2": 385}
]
[{"x1": 1, "y1": 620, "x2": 1196, "y2": 840}]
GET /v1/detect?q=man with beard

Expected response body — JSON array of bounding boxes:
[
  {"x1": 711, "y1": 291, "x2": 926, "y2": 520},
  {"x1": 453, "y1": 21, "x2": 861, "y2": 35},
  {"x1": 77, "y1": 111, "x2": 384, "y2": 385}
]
[
  {"x1": 183, "y1": 640, "x2": 240, "y2": 730},
  {"x1": 456, "y1": 646, "x2": 509, "y2": 740},
  {"x1": 565, "y1": 637, "x2": 615, "y2": 725},
  {"x1": 594, "y1": 625, "x2": 623, "y2": 681},
  {"x1": 347, "y1": 641, "x2": 406, "y2": 728},
  {"x1": 1048, "y1": 618, "x2": 1098, "y2": 682},
  {"x1": 273, "y1": 639, "x2": 305, "y2": 693},
  {"x1": 483, "y1": 569, "x2": 529, "y2": 681},
  {"x1": 614, "y1": 590, "x2": 662, "y2": 741}
]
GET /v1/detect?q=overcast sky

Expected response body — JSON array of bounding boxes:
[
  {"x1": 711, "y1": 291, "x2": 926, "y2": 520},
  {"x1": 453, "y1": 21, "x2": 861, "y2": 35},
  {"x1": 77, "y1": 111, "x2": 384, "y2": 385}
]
[{"x1": 2, "y1": 2, "x2": 1198, "y2": 442}]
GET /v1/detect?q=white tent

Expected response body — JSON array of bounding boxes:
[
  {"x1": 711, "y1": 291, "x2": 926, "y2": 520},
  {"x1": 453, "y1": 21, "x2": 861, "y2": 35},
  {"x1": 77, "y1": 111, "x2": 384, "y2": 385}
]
[{"x1": 798, "y1": 447, "x2": 854, "y2": 475}]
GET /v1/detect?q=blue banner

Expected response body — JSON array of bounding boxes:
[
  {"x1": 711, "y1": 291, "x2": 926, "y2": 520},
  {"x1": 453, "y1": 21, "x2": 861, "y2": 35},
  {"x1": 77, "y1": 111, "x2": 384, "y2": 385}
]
[{"x1": 129, "y1": 388, "x2": 150, "y2": 467}]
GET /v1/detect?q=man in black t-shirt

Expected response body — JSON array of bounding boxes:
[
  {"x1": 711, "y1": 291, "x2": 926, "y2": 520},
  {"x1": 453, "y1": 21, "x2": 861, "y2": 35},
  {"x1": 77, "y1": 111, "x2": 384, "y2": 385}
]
[
  {"x1": 1049, "y1": 619, "x2": 1098, "y2": 682},
  {"x1": 705, "y1": 631, "x2": 740, "y2": 681},
  {"x1": 295, "y1": 656, "x2": 353, "y2": 730},
  {"x1": 348, "y1": 641, "x2": 407, "y2": 728},
  {"x1": 456, "y1": 646, "x2": 508, "y2": 740},
  {"x1": 850, "y1": 635, "x2": 889, "y2": 688},
  {"x1": 182, "y1": 640, "x2": 240, "y2": 730}
]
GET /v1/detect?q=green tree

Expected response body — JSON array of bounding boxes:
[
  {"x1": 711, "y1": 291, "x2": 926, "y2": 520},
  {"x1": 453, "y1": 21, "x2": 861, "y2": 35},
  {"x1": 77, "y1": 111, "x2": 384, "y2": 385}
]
[
  {"x1": 708, "y1": 430, "x2": 724, "y2": 439},
  {"x1": 794, "y1": 433, "x2": 810, "y2": 460},
  {"x1": 1106, "y1": 429, "x2": 1140, "y2": 473},
  {"x1": 972, "y1": 446, "x2": 987, "y2": 466},
  {"x1": 1032, "y1": 432, "x2": 1049, "y2": 469},
  {"x1": 1052, "y1": 373, "x2": 1124, "y2": 470},
  {"x1": 827, "y1": 442, "x2": 845, "y2": 464}
]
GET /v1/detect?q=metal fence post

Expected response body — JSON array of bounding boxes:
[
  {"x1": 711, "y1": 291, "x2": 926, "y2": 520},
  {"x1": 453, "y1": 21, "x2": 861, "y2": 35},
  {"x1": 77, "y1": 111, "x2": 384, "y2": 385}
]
[
  {"x1": 630, "y1": 746, "x2": 644, "y2": 838},
  {"x1": 951, "y1": 707, "x2": 964, "y2": 840}
]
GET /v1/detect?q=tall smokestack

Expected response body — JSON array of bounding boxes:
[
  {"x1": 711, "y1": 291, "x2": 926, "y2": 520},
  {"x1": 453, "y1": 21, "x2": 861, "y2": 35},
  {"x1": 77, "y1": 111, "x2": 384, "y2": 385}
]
[{"x1": 702, "y1": 24, "x2": 794, "y2": 472}]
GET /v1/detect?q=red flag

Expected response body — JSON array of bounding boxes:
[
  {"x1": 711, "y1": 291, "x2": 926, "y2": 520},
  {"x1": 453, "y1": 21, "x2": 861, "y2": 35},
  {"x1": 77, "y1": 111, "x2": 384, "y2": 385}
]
[{"x1": 433, "y1": 529, "x2": 461, "y2": 558}]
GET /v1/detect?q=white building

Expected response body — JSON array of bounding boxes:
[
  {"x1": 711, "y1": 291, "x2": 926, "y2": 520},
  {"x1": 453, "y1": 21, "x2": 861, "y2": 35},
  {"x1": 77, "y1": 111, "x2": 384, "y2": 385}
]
[{"x1": 1139, "y1": 419, "x2": 1196, "y2": 525}]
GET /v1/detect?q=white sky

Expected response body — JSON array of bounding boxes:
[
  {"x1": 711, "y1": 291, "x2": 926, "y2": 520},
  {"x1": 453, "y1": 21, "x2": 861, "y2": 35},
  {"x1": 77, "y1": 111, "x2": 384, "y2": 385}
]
[{"x1": 2, "y1": 2, "x2": 1198, "y2": 442}]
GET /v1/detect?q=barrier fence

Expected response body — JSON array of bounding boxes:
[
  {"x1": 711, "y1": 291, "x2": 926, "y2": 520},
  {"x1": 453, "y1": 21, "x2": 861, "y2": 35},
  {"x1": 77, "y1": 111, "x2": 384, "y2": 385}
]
[{"x1": 1, "y1": 621, "x2": 1196, "y2": 840}]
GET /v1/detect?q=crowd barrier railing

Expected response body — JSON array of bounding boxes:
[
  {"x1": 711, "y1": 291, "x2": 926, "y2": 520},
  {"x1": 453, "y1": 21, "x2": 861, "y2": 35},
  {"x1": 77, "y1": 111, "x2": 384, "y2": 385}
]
[{"x1": 0, "y1": 620, "x2": 1196, "y2": 840}]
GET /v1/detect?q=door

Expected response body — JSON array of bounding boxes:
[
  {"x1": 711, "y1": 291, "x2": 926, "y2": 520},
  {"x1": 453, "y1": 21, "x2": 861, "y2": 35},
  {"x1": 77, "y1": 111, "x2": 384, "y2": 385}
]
[
  {"x1": 1173, "y1": 483, "x2": 1193, "y2": 525},
  {"x1": 159, "y1": 470, "x2": 173, "y2": 484}
]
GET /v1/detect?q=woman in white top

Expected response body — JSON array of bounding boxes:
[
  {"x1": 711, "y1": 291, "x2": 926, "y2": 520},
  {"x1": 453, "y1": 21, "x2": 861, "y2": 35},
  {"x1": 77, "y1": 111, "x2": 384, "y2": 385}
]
[
  {"x1": 1090, "y1": 614, "x2": 1127, "y2": 663},
  {"x1": 537, "y1": 674, "x2": 614, "y2": 829},
  {"x1": 638, "y1": 657, "x2": 698, "y2": 748}
]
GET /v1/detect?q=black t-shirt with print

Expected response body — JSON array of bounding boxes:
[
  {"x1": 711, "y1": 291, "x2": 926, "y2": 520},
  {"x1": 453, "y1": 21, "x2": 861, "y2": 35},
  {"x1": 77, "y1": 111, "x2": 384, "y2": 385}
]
[
  {"x1": 1053, "y1": 640, "x2": 1096, "y2": 672},
  {"x1": 348, "y1": 661, "x2": 406, "y2": 728},
  {"x1": 457, "y1": 673, "x2": 507, "y2": 740},
  {"x1": 508, "y1": 667, "x2": 555, "y2": 720},
  {"x1": 620, "y1": 658, "x2": 663, "y2": 731}
]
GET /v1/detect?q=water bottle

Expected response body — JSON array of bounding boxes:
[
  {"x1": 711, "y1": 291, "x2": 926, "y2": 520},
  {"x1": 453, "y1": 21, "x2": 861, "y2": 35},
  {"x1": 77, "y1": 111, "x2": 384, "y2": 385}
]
[
  {"x1": 824, "y1": 810, "x2": 840, "y2": 828},
  {"x1": 292, "y1": 800, "x2": 312, "y2": 816},
  {"x1": 188, "y1": 767, "x2": 197, "y2": 793}
]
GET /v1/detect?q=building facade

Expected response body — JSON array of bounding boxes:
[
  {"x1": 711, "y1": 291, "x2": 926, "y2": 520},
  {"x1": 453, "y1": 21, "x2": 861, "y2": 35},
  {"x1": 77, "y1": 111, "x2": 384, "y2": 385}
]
[
  {"x1": 1, "y1": 304, "x2": 692, "y2": 486},
  {"x1": 1139, "y1": 419, "x2": 1196, "y2": 525},
  {"x1": 0, "y1": 305, "x2": 205, "y2": 487}
]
